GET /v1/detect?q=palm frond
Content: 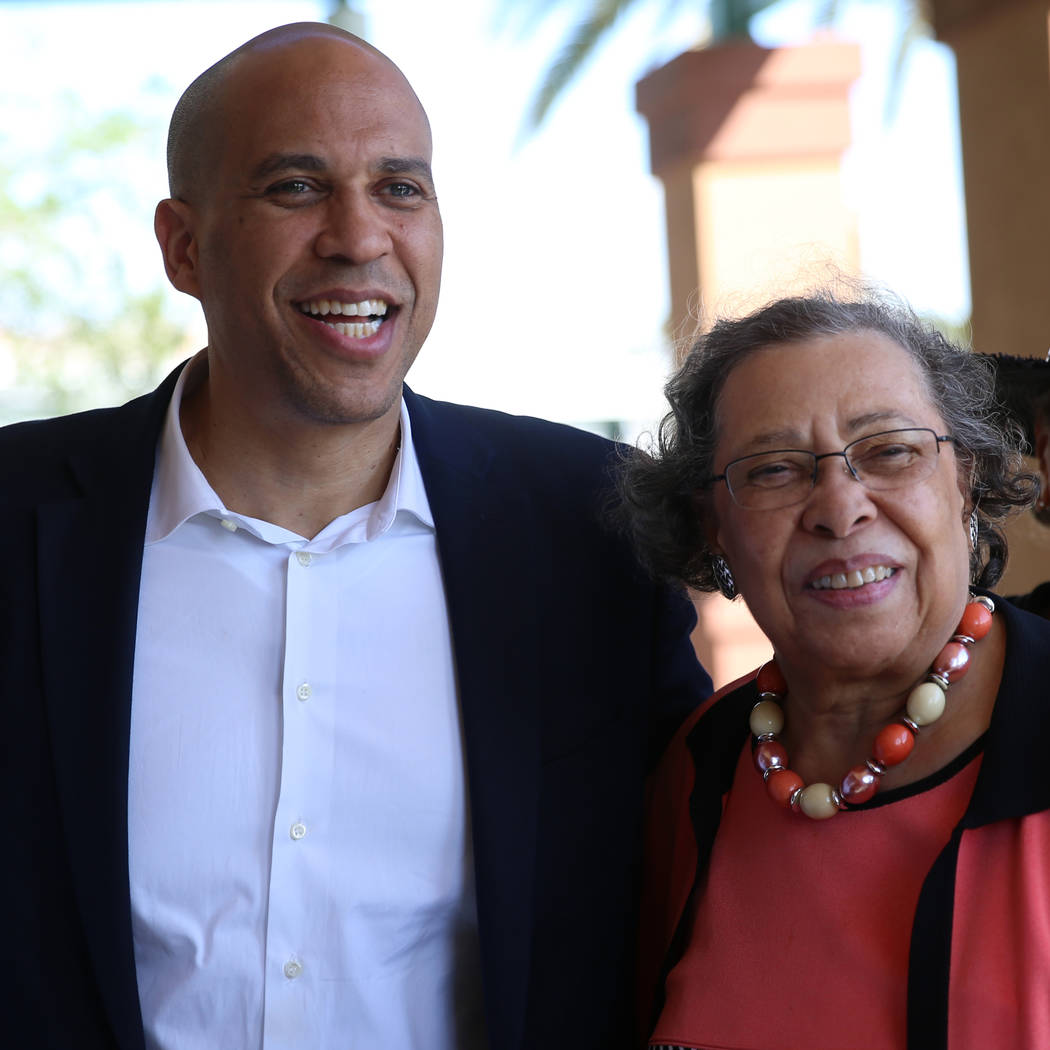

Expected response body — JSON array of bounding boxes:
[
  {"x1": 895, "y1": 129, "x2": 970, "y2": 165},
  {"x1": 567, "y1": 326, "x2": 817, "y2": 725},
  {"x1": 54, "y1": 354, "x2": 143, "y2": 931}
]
[
  {"x1": 885, "y1": 0, "x2": 933, "y2": 120},
  {"x1": 519, "y1": 0, "x2": 640, "y2": 135},
  {"x1": 814, "y1": 0, "x2": 842, "y2": 26},
  {"x1": 710, "y1": 0, "x2": 780, "y2": 38},
  {"x1": 492, "y1": 0, "x2": 591, "y2": 41}
]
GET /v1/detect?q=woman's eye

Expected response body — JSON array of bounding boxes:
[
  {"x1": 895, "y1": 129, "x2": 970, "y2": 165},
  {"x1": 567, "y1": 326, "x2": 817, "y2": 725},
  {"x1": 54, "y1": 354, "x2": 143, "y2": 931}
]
[
  {"x1": 868, "y1": 443, "x2": 915, "y2": 462},
  {"x1": 747, "y1": 461, "x2": 803, "y2": 486}
]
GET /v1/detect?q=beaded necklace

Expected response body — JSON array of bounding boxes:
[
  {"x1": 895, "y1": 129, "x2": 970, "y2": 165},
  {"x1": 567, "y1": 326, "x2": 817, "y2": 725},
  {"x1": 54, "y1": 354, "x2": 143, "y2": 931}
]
[{"x1": 750, "y1": 594, "x2": 995, "y2": 820}]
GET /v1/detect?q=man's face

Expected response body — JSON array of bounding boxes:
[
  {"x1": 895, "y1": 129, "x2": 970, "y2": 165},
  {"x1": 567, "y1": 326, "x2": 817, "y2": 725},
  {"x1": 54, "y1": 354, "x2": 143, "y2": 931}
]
[{"x1": 171, "y1": 37, "x2": 443, "y2": 430}]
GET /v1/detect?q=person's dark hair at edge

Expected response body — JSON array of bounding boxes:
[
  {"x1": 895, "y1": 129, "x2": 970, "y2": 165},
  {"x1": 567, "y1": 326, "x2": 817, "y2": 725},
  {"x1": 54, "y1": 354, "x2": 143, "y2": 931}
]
[{"x1": 618, "y1": 284, "x2": 1037, "y2": 593}]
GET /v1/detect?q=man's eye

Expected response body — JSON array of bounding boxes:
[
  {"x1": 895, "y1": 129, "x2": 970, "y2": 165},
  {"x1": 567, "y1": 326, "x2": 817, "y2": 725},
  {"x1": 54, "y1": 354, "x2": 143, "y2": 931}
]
[
  {"x1": 385, "y1": 181, "x2": 420, "y2": 198},
  {"x1": 268, "y1": 179, "x2": 312, "y2": 195}
]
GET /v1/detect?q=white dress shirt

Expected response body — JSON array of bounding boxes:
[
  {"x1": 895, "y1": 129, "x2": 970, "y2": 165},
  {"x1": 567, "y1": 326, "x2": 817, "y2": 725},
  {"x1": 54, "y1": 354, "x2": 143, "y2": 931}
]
[{"x1": 128, "y1": 360, "x2": 487, "y2": 1049}]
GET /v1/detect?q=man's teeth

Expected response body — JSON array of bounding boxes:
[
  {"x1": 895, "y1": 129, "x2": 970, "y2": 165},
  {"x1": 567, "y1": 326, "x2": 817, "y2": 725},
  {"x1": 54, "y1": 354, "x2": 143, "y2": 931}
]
[
  {"x1": 298, "y1": 298, "x2": 388, "y2": 336},
  {"x1": 810, "y1": 566, "x2": 896, "y2": 591},
  {"x1": 328, "y1": 319, "x2": 382, "y2": 337},
  {"x1": 300, "y1": 298, "x2": 388, "y2": 318}
]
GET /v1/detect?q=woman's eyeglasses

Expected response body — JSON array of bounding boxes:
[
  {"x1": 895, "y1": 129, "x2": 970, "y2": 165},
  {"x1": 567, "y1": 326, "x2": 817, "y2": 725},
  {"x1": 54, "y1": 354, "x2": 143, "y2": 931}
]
[{"x1": 707, "y1": 428, "x2": 956, "y2": 511}]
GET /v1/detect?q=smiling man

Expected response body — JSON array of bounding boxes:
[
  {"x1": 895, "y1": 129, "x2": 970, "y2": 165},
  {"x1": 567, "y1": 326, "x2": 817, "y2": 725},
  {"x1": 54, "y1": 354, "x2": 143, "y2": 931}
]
[
  {"x1": 0, "y1": 22, "x2": 710, "y2": 1050},
  {"x1": 156, "y1": 26, "x2": 443, "y2": 534}
]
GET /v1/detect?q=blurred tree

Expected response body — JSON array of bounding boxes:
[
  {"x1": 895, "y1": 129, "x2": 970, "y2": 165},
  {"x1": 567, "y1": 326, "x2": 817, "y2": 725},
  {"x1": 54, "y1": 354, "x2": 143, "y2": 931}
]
[
  {"x1": 0, "y1": 99, "x2": 189, "y2": 424},
  {"x1": 503, "y1": 0, "x2": 932, "y2": 132}
]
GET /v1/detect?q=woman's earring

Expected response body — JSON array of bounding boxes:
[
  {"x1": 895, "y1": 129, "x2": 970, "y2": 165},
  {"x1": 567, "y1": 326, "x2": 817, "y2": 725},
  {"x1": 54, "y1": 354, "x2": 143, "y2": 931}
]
[
  {"x1": 713, "y1": 554, "x2": 736, "y2": 600},
  {"x1": 969, "y1": 508, "x2": 979, "y2": 552}
]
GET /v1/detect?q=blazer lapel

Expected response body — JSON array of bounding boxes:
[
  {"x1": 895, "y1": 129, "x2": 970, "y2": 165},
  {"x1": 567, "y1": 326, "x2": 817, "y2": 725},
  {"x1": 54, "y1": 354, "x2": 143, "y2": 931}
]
[
  {"x1": 407, "y1": 389, "x2": 542, "y2": 1049},
  {"x1": 36, "y1": 370, "x2": 179, "y2": 1050}
]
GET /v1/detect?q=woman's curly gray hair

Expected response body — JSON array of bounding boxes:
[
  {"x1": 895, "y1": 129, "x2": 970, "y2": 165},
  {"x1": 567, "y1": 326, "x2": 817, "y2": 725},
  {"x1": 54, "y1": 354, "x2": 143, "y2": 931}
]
[{"x1": 618, "y1": 286, "x2": 1037, "y2": 592}]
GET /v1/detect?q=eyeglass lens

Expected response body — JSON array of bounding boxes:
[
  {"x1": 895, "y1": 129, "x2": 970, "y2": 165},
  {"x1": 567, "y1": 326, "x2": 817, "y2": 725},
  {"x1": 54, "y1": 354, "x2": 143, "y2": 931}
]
[{"x1": 724, "y1": 428, "x2": 943, "y2": 510}]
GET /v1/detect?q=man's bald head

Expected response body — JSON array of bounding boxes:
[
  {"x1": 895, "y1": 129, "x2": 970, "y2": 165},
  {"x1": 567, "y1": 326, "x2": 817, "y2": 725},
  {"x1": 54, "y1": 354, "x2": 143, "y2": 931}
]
[{"x1": 165, "y1": 22, "x2": 427, "y2": 201}]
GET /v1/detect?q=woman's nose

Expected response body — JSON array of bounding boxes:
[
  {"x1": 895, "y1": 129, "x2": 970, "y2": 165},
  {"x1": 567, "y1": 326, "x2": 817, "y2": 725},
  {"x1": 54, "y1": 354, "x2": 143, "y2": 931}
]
[{"x1": 800, "y1": 454, "x2": 875, "y2": 536}]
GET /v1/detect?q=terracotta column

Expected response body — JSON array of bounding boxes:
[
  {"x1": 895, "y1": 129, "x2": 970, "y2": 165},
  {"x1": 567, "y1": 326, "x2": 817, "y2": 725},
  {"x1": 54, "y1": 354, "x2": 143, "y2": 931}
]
[
  {"x1": 636, "y1": 38, "x2": 862, "y2": 356},
  {"x1": 930, "y1": 0, "x2": 1050, "y2": 594},
  {"x1": 636, "y1": 39, "x2": 861, "y2": 686}
]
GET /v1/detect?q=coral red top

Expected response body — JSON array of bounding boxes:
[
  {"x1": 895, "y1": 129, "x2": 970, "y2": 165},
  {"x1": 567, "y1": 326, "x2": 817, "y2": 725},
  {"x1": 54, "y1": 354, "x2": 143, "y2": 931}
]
[
  {"x1": 650, "y1": 743, "x2": 980, "y2": 1050},
  {"x1": 641, "y1": 597, "x2": 1050, "y2": 1050}
]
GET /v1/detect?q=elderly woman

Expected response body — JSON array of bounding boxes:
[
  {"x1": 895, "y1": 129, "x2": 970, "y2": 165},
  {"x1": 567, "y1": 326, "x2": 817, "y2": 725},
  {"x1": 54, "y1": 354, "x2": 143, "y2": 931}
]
[{"x1": 621, "y1": 288, "x2": 1047, "y2": 1049}]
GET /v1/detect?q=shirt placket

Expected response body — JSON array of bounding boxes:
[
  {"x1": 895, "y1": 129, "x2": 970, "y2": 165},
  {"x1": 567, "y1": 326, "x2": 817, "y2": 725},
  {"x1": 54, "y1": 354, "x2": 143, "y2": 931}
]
[{"x1": 262, "y1": 546, "x2": 339, "y2": 1049}]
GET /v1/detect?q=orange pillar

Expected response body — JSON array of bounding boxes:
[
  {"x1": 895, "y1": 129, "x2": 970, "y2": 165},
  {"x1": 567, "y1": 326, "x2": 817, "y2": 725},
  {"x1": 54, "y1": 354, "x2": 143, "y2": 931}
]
[
  {"x1": 636, "y1": 38, "x2": 861, "y2": 686},
  {"x1": 636, "y1": 38, "x2": 862, "y2": 355}
]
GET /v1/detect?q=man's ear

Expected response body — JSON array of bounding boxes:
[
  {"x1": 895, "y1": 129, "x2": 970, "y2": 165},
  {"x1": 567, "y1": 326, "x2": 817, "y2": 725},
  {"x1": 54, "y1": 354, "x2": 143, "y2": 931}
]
[{"x1": 154, "y1": 198, "x2": 202, "y2": 300}]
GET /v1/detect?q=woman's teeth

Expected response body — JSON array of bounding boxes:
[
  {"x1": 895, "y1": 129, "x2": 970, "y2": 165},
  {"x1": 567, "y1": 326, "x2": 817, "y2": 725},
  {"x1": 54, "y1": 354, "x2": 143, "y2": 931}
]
[{"x1": 810, "y1": 565, "x2": 896, "y2": 591}]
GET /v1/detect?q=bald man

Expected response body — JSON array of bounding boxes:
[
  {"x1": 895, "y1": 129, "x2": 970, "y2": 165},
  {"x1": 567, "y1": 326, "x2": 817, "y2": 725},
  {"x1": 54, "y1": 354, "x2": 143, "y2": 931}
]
[{"x1": 0, "y1": 23, "x2": 710, "y2": 1050}]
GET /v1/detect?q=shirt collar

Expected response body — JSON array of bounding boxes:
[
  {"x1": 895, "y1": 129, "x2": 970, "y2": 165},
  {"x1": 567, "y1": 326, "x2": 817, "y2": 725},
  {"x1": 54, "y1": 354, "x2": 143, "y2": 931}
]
[{"x1": 145, "y1": 355, "x2": 434, "y2": 550}]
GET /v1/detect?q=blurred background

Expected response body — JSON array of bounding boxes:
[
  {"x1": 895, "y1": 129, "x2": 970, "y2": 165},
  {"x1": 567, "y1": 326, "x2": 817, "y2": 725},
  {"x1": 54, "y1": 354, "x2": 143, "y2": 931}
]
[{"x1": 0, "y1": 0, "x2": 969, "y2": 439}]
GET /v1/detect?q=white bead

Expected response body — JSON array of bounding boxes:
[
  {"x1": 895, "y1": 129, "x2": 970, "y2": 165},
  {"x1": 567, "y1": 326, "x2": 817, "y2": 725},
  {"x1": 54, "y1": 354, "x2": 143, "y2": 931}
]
[
  {"x1": 798, "y1": 783, "x2": 839, "y2": 820},
  {"x1": 906, "y1": 680, "x2": 946, "y2": 725},
  {"x1": 750, "y1": 699, "x2": 785, "y2": 737}
]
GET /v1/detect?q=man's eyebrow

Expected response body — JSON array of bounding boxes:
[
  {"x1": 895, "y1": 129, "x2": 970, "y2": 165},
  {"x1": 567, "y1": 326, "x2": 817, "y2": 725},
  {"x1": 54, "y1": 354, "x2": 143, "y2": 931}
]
[
  {"x1": 375, "y1": 156, "x2": 435, "y2": 184},
  {"x1": 249, "y1": 153, "x2": 327, "y2": 181}
]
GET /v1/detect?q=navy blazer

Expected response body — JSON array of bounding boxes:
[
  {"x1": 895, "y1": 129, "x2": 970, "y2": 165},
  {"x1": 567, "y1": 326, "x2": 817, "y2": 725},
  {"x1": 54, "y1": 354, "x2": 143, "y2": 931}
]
[{"x1": 0, "y1": 367, "x2": 710, "y2": 1049}]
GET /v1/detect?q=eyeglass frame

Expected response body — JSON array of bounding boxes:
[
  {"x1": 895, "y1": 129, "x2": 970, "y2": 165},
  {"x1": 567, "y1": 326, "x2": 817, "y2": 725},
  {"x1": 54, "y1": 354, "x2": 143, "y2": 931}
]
[{"x1": 705, "y1": 427, "x2": 957, "y2": 510}]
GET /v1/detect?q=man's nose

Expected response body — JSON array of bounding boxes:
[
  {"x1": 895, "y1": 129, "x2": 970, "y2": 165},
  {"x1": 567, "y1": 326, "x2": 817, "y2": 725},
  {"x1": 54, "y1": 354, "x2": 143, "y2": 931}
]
[{"x1": 314, "y1": 190, "x2": 391, "y2": 264}]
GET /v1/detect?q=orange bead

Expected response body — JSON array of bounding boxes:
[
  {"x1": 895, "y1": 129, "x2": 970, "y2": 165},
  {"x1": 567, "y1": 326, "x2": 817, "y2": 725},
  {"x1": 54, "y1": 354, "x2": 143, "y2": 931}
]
[
  {"x1": 873, "y1": 722, "x2": 915, "y2": 767},
  {"x1": 957, "y1": 601, "x2": 992, "y2": 641},
  {"x1": 756, "y1": 660, "x2": 787, "y2": 696},
  {"x1": 766, "y1": 768, "x2": 804, "y2": 807}
]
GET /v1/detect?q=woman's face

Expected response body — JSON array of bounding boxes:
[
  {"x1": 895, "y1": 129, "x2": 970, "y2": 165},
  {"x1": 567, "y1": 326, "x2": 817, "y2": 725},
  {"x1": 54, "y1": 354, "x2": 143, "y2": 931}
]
[{"x1": 710, "y1": 329, "x2": 972, "y2": 681}]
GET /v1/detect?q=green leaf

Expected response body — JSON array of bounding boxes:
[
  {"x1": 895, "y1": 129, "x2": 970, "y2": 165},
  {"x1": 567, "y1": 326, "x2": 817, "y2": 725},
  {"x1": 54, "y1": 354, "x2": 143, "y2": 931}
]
[{"x1": 519, "y1": 0, "x2": 639, "y2": 134}]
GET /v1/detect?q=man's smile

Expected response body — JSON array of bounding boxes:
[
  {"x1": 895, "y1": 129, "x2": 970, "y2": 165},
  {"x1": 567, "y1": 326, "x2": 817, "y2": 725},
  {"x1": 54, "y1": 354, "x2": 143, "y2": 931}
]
[{"x1": 296, "y1": 297, "x2": 390, "y2": 338}]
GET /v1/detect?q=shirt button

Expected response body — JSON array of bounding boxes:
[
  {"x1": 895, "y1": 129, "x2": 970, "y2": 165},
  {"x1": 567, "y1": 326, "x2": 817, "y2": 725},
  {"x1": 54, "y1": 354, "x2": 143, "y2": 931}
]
[
  {"x1": 283, "y1": 959, "x2": 303, "y2": 979},
  {"x1": 219, "y1": 518, "x2": 238, "y2": 532},
  {"x1": 296, "y1": 682, "x2": 312, "y2": 702},
  {"x1": 290, "y1": 822, "x2": 307, "y2": 840},
  {"x1": 295, "y1": 551, "x2": 313, "y2": 567}
]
